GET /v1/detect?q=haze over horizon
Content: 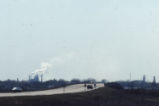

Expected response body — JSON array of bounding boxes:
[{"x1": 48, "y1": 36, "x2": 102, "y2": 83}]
[{"x1": 0, "y1": 0, "x2": 159, "y2": 81}]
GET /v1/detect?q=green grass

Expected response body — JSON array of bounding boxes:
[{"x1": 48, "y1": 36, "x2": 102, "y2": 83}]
[{"x1": 0, "y1": 87, "x2": 159, "y2": 106}]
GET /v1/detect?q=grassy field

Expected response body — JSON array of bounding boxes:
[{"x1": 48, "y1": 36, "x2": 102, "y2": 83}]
[{"x1": 0, "y1": 87, "x2": 159, "y2": 106}]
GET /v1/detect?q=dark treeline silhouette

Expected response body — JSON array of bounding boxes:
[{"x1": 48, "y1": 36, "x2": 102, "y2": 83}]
[{"x1": 0, "y1": 78, "x2": 99, "y2": 92}]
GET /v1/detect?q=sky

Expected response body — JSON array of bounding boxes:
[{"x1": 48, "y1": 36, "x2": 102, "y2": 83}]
[{"x1": 0, "y1": 0, "x2": 159, "y2": 81}]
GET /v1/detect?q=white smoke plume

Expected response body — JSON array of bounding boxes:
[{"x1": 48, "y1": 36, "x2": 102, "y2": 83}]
[
  {"x1": 30, "y1": 52, "x2": 76, "y2": 80},
  {"x1": 32, "y1": 62, "x2": 52, "y2": 75}
]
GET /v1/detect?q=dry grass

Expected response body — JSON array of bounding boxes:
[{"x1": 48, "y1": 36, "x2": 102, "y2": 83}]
[{"x1": 0, "y1": 87, "x2": 159, "y2": 106}]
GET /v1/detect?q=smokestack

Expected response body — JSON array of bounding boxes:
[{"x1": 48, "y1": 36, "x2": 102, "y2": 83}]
[
  {"x1": 29, "y1": 75, "x2": 31, "y2": 81},
  {"x1": 153, "y1": 76, "x2": 156, "y2": 84},
  {"x1": 143, "y1": 75, "x2": 146, "y2": 82},
  {"x1": 130, "y1": 72, "x2": 131, "y2": 81},
  {"x1": 17, "y1": 78, "x2": 19, "y2": 83},
  {"x1": 41, "y1": 74, "x2": 43, "y2": 83}
]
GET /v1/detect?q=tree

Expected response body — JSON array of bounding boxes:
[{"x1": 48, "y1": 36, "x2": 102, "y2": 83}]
[
  {"x1": 101, "y1": 79, "x2": 107, "y2": 83},
  {"x1": 71, "y1": 78, "x2": 81, "y2": 84}
]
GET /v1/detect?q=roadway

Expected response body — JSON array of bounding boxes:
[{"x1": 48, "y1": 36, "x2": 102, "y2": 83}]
[{"x1": 0, "y1": 83, "x2": 104, "y2": 97}]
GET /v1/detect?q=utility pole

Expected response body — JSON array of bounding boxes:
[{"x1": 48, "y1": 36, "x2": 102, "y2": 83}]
[
  {"x1": 130, "y1": 72, "x2": 132, "y2": 81},
  {"x1": 129, "y1": 72, "x2": 132, "y2": 89}
]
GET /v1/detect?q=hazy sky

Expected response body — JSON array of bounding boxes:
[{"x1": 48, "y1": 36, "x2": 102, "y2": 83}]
[{"x1": 0, "y1": 0, "x2": 159, "y2": 81}]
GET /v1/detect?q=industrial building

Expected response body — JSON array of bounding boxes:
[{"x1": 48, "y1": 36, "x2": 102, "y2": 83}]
[{"x1": 29, "y1": 74, "x2": 43, "y2": 82}]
